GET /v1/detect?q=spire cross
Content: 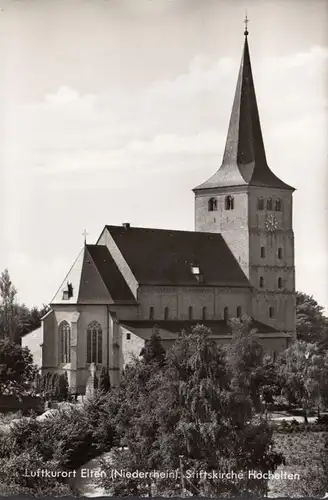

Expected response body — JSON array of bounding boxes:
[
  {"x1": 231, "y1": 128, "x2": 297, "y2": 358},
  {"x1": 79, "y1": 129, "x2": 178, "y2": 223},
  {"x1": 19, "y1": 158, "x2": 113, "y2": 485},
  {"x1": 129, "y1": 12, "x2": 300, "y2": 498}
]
[
  {"x1": 244, "y1": 12, "x2": 249, "y2": 36},
  {"x1": 82, "y1": 229, "x2": 88, "y2": 244}
]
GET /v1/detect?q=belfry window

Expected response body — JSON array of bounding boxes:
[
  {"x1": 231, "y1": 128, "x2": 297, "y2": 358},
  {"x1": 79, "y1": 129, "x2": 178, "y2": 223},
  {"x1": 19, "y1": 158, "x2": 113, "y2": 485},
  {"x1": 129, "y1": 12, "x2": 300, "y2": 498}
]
[
  {"x1": 258, "y1": 197, "x2": 264, "y2": 210},
  {"x1": 225, "y1": 195, "x2": 234, "y2": 210},
  {"x1": 59, "y1": 321, "x2": 71, "y2": 364},
  {"x1": 237, "y1": 306, "x2": 242, "y2": 318},
  {"x1": 267, "y1": 198, "x2": 273, "y2": 211},
  {"x1": 164, "y1": 306, "x2": 169, "y2": 321},
  {"x1": 208, "y1": 198, "x2": 217, "y2": 211},
  {"x1": 275, "y1": 198, "x2": 282, "y2": 212},
  {"x1": 269, "y1": 306, "x2": 275, "y2": 318},
  {"x1": 224, "y1": 306, "x2": 229, "y2": 322},
  {"x1": 278, "y1": 277, "x2": 283, "y2": 289},
  {"x1": 87, "y1": 321, "x2": 102, "y2": 364},
  {"x1": 149, "y1": 306, "x2": 154, "y2": 320},
  {"x1": 278, "y1": 247, "x2": 283, "y2": 259},
  {"x1": 259, "y1": 276, "x2": 264, "y2": 288},
  {"x1": 260, "y1": 246, "x2": 265, "y2": 258}
]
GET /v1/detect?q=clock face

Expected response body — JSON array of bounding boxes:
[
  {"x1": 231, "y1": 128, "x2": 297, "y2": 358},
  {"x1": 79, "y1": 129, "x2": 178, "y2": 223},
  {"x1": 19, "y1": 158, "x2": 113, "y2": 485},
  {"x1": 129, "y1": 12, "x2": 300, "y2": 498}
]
[{"x1": 265, "y1": 214, "x2": 278, "y2": 232}]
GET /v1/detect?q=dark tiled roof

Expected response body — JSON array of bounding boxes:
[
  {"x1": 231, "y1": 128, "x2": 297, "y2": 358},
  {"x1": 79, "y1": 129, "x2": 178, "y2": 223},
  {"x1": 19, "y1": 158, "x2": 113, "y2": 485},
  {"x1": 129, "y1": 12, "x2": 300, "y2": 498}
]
[
  {"x1": 86, "y1": 245, "x2": 137, "y2": 303},
  {"x1": 122, "y1": 319, "x2": 279, "y2": 335},
  {"x1": 194, "y1": 36, "x2": 294, "y2": 192},
  {"x1": 105, "y1": 225, "x2": 249, "y2": 287}
]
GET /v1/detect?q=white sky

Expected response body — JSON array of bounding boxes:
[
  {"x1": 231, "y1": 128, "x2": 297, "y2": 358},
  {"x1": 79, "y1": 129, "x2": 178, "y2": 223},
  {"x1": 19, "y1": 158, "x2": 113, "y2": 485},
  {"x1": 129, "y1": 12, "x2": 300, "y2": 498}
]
[{"x1": 0, "y1": 0, "x2": 327, "y2": 311}]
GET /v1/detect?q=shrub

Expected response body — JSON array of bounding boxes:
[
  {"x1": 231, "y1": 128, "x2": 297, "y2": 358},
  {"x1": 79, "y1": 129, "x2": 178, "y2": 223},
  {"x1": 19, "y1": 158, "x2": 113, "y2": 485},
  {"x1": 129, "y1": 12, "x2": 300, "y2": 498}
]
[
  {"x1": 0, "y1": 393, "x2": 115, "y2": 471},
  {"x1": 0, "y1": 449, "x2": 72, "y2": 496}
]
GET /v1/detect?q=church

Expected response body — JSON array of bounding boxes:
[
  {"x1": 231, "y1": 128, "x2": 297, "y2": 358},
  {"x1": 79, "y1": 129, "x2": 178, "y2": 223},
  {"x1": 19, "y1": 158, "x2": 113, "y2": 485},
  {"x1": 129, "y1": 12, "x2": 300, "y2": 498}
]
[{"x1": 23, "y1": 25, "x2": 296, "y2": 395}]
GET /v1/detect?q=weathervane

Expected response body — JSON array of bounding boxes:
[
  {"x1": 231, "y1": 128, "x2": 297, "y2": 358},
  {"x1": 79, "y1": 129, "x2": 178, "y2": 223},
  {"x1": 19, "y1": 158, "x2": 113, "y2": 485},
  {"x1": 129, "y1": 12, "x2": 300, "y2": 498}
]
[
  {"x1": 82, "y1": 229, "x2": 88, "y2": 244},
  {"x1": 244, "y1": 11, "x2": 249, "y2": 36}
]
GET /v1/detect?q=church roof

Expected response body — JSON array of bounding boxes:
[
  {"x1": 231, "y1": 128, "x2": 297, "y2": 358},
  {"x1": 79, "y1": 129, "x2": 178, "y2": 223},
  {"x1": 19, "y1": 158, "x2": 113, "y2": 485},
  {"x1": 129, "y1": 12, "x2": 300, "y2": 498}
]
[
  {"x1": 121, "y1": 319, "x2": 279, "y2": 335},
  {"x1": 51, "y1": 244, "x2": 136, "y2": 305},
  {"x1": 104, "y1": 225, "x2": 249, "y2": 287},
  {"x1": 194, "y1": 33, "x2": 294, "y2": 192},
  {"x1": 81, "y1": 245, "x2": 136, "y2": 303}
]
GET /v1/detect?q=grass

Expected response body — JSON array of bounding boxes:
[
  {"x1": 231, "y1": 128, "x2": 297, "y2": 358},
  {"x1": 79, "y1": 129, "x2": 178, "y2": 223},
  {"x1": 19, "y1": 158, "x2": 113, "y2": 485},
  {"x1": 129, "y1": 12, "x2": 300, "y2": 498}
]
[{"x1": 269, "y1": 430, "x2": 327, "y2": 497}]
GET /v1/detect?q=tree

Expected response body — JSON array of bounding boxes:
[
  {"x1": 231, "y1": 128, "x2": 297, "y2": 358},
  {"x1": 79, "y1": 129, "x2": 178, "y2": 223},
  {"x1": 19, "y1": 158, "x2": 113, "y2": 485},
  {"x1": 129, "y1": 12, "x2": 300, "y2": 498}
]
[
  {"x1": 0, "y1": 339, "x2": 37, "y2": 394},
  {"x1": 17, "y1": 304, "x2": 51, "y2": 338},
  {"x1": 0, "y1": 268, "x2": 51, "y2": 343},
  {"x1": 99, "y1": 325, "x2": 283, "y2": 496},
  {"x1": 0, "y1": 269, "x2": 18, "y2": 342},
  {"x1": 296, "y1": 292, "x2": 328, "y2": 344},
  {"x1": 140, "y1": 328, "x2": 166, "y2": 365},
  {"x1": 225, "y1": 315, "x2": 275, "y2": 411},
  {"x1": 277, "y1": 340, "x2": 328, "y2": 421},
  {"x1": 99, "y1": 367, "x2": 111, "y2": 392},
  {"x1": 58, "y1": 372, "x2": 69, "y2": 401}
]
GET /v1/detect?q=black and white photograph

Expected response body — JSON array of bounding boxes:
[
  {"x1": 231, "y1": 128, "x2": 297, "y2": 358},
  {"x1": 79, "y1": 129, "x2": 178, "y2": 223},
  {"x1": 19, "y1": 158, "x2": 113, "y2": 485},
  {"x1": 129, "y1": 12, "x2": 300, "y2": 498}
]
[{"x1": 0, "y1": 0, "x2": 328, "y2": 496}]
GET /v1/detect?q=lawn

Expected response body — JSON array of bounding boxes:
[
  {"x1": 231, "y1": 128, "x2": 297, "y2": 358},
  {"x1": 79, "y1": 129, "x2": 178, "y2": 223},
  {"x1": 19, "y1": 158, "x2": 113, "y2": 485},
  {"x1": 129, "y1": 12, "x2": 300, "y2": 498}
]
[{"x1": 269, "y1": 431, "x2": 327, "y2": 497}]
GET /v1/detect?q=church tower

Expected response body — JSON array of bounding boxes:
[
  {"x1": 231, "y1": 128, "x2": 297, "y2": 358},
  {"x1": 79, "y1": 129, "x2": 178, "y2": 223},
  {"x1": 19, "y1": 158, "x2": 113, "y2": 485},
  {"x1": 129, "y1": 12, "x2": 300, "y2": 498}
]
[{"x1": 193, "y1": 21, "x2": 296, "y2": 336}]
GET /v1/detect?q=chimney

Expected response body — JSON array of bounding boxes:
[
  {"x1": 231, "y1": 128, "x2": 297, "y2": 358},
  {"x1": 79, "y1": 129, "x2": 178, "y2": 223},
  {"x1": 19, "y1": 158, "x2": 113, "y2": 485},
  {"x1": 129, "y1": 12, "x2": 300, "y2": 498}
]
[{"x1": 122, "y1": 222, "x2": 130, "y2": 229}]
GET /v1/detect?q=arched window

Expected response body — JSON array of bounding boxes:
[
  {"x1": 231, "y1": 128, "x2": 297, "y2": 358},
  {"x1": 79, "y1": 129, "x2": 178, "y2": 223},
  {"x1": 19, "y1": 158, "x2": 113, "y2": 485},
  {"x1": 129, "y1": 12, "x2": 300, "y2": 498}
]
[
  {"x1": 269, "y1": 306, "x2": 275, "y2": 318},
  {"x1": 260, "y1": 246, "x2": 265, "y2": 258},
  {"x1": 267, "y1": 198, "x2": 273, "y2": 211},
  {"x1": 149, "y1": 306, "x2": 154, "y2": 320},
  {"x1": 59, "y1": 321, "x2": 71, "y2": 364},
  {"x1": 278, "y1": 247, "x2": 283, "y2": 259},
  {"x1": 164, "y1": 306, "x2": 169, "y2": 320},
  {"x1": 225, "y1": 195, "x2": 234, "y2": 210},
  {"x1": 260, "y1": 276, "x2": 264, "y2": 288},
  {"x1": 224, "y1": 306, "x2": 229, "y2": 322},
  {"x1": 275, "y1": 198, "x2": 282, "y2": 212},
  {"x1": 188, "y1": 306, "x2": 193, "y2": 320},
  {"x1": 208, "y1": 197, "x2": 217, "y2": 212},
  {"x1": 87, "y1": 321, "x2": 102, "y2": 364},
  {"x1": 258, "y1": 197, "x2": 264, "y2": 210},
  {"x1": 237, "y1": 306, "x2": 242, "y2": 318},
  {"x1": 202, "y1": 306, "x2": 207, "y2": 321},
  {"x1": 278, "y1": 277, "x2": 283, "y2": 289}
]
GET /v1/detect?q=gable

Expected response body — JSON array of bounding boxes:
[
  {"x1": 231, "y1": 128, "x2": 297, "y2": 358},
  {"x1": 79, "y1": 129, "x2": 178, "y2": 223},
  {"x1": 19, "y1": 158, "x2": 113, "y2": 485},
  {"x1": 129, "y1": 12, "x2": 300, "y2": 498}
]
[
  {"x1": 78, "y1": 246, "x2": 114, "y2": 304},
  {"x1": 51, "y1": 247, "x2": 84, "y2": 304}
]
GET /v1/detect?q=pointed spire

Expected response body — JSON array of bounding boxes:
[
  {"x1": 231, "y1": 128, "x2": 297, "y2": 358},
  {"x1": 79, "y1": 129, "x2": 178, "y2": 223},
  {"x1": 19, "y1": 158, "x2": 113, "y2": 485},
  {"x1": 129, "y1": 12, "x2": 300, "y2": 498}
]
[{"x1": 194, "y1": 23, "x2": 294, "y2": 191}]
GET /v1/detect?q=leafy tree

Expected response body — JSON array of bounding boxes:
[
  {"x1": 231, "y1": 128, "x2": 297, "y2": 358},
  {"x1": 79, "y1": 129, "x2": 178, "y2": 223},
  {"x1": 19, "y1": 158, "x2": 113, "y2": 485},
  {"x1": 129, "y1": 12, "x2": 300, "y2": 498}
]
[
  {"x1": 99, "y1": 367, "x2": 111, "y2": 392},
  {"x1": 296, "y1": 291, "x2": 328, "y2": 344},
  {"x1": 51, "y1": 373, "x2": 60, "y2": 400},
  {"x1": 0, "y1": 268, "x2": 51, "y2": 343},
  {"x1": 58, "y1": 372, "x2": 69, "y2": 401},
  {"x1": 277, "y1": 340, "x2": 328, "y2": 421},
  {"x1": 140, "y1": 328, "x2": 166, "y2": 365},
  {"x1": 225, "y1": 315, "x2": 279, "y2": 411},
  {"x1": 17, "y1": 303, "x2": 51, "y2": 338},
  {"x1": 0, "y1": 339, "x2": 37, "y2": 394},
  {"x1": 99, "y1": 325, "x2": 283, "y2": 496},
  {"x1": 0, "y1": 269, "x2": 18, "y2": 342}
]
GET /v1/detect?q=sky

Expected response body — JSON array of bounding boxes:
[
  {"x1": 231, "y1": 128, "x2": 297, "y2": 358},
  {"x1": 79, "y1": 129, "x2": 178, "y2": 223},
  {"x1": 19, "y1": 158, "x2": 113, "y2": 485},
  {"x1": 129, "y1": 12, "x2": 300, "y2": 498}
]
[{"x1": 0, "y1": 0, "x2": 327, "y2": 311}]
